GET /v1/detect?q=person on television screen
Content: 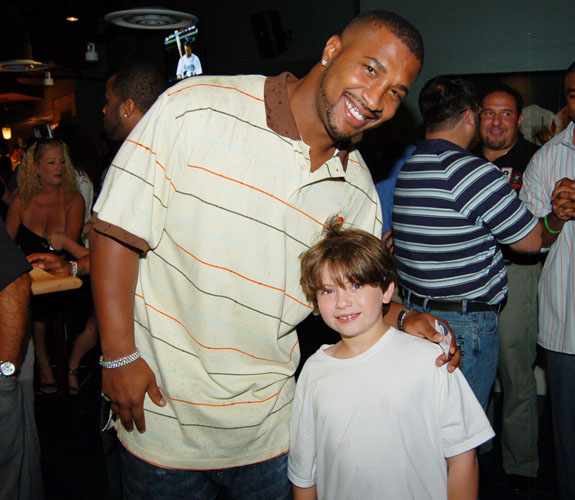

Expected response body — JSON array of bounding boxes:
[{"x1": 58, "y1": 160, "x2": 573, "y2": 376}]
[{"x1": 176, "y1": 38, "x2": 202, "y2": 80}]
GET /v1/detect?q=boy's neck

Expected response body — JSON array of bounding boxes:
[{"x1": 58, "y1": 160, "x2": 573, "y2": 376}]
[{"x1": 326, "y1": 323, "x2": 391, "y2": 359}]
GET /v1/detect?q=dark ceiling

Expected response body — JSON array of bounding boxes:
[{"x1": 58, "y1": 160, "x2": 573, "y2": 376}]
[
  {"x1": 0, "y1": 1, "x2": 203, "y2": 79},
  {"x1": 1, "y1": 0, "x2": 117, "y2": 69},
  {"x1": 0, "y1": 0, "x2": 202, "y2": 102}
]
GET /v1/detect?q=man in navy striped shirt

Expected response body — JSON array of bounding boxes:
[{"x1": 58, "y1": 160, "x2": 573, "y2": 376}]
[{"x1": 393, "y1": 75, "x2": 566, "y2": 411}]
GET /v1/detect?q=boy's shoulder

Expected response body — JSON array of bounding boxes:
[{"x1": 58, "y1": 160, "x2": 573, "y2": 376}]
[{"x1": 299, "y1": 327, "x2": 445, "y2": 379}]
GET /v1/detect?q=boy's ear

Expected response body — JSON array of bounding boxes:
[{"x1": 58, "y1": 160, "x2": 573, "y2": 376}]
[{"x1": 382, "y1": 282, "x2": 395, "y2": 304}]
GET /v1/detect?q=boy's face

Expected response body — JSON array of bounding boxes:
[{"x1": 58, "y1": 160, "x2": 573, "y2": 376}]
[{"x1": 316, "y1": 264, "x2": 394, "y2": 342}]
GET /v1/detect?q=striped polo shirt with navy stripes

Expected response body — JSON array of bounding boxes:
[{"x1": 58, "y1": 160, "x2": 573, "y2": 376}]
[{"x1": 393, "y1": 138, "x2": 538, "y2": 305}]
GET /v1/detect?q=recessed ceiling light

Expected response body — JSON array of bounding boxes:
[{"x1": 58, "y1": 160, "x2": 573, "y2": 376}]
[
  {"x1": 105, "y1": 8, "x2": 198, "y2": 30},
  {"x1": 0, "y1": 59, "x2": 50, "y2": 73}
]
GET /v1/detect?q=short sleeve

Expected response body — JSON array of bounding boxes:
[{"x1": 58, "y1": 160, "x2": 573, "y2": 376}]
[
  {"x1": 287, "y1": 367, "x2": 317, "y2": 488},
  {"x1": 456, "y1": 161, "x2": 538, "y2": 245},
  {"x1": 439, "y1": 368, "x2": 495, "y2": 458},
  {"x1": 0, "y1": 219, "x2": 32, "y2": 291},
  {"x1": 94, "y1": 91, "x2": 184, "y2": 251}
]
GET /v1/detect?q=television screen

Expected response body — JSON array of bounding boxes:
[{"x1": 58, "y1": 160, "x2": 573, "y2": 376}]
[
  {"x1": 33, "y1": 124, "x2": 54, "y2": 139},
  {"x1": 164, "y1": 25, "x2": 203, "y2": 84}
]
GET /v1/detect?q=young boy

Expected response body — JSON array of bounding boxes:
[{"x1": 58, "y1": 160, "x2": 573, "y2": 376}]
[{"x1": 288, "y1": 217, "x2": 494, "y2": 500}]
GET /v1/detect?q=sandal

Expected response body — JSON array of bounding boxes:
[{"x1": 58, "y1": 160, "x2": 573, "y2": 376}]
[
  {"x1": 68, "y1": 368, "x2": 80, "y2": 396},
  {"x1": 37, "y1": 382, "x2": 58, "y2": 395}
]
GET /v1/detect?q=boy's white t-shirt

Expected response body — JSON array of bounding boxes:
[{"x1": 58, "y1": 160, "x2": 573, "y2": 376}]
[{"x1": 288, "y1": 327, "x2": 494, "y2": 500}]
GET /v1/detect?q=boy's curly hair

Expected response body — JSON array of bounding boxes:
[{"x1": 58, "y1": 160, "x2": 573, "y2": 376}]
[{"x1": 18, "y1": 138, "x2": 77, "y2": 208}]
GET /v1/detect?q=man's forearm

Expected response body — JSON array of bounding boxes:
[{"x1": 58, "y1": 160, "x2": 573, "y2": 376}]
[
  {"x1": 509, "y1": 220, "x2": 543, "y2": 254},
  {"x1": 91, "y1": 229, "x2": 140, "y2": 359},
  {"x1": 0, "y1": 273, "x2": 30, "y2": 366}
]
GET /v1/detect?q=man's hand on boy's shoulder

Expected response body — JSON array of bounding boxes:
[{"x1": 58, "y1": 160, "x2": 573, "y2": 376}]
[{"x1": 402, "y1": 310, "x2": 461, "y2": 373}]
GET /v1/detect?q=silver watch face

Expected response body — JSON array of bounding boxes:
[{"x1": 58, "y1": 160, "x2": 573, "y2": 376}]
[{"x1": 1, "y1": 361, "x2": 16, "y2": 377}]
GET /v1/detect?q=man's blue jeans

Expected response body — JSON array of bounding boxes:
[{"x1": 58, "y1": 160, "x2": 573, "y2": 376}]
[
  {"x1": 546, "y1": 349, "x2": 575, "y2": 500},
  {"x1": 404, "y1": 298, "x2": 499, "y2": 410},
  {"x1": 120, "y1": 445, "x2": 292, "y2": 500}
]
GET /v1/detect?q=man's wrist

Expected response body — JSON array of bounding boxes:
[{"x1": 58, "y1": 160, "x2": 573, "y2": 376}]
[
  {"x1": 544, "y1": 212, "x2": 565, "y2": 234},
  {"x1": 0, "y1": 360, "x2": 20, "y2": 378},
  {"x1": 397, "y1": 308, "x2": 412, "y2": 331}
]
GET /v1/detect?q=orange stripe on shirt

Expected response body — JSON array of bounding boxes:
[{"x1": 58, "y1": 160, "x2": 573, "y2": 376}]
[
  {"x1": 126, "y1": 138, "x2": 177, "y2": 191},
  {"x1": 136, "y1": 293, "x2": 302, "y2": 363},
  {"x1": 349, "y1": 157, "x2": 369, "y2": 172},
  {"x1": 159, "y1": 382, "x2": 292, "y2": 407},
  {"x1": 167, "y1": 83, "x2": 264, "y2": 102},
  {"x1": 187, "y1": 163, "x2": 325, "y2": 227},
  {"x1": 173, "y1": 241, "x2": 312, "y2": 309}
]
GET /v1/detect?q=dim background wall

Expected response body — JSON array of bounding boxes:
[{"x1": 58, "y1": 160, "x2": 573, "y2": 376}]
[{"x1": 362, "y1": 0, "x2": 575, "y2": 123}]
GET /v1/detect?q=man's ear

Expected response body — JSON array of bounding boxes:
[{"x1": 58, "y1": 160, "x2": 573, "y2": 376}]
[
  {"x1": 121, "y1": 99, "x2": 136, "y2": 118},
  {"x1": 321, "y1": 35, "x2": 343, "y2": 66},
  {"x1": 517, "y1": 112, "x2": 524, "y2": 129}
]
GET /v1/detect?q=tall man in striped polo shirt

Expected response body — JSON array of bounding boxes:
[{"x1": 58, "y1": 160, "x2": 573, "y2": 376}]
[
  {"x1": 520, "y1": 61, "x2": 575, "y2": 500},
  {"x1": 89, "y1": 11, "x2": 457, "y2": 499},
  {"x1": 393, "y1": 75, "x2": 566, "y2": 412}
]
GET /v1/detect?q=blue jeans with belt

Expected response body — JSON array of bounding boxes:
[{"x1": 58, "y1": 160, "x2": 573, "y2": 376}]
[
  {"x1": 403, "y1": 296, "x2": 499, "y2": 411},
  {"x1": 120, "y1": 445, "x2": 292, "y2": 500}
]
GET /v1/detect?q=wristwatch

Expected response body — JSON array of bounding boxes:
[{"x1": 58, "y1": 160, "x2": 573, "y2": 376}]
[{"x1": 0, "y1": 361, "x2": 19, "y2": 378}]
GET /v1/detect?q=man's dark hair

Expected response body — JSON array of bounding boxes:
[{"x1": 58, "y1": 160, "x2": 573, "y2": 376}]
[
  {"x1": 112, "y1": 61, "x2": 166, "y2": 114},
  {"x1": 419, "y1": 75, "x2": 478, "y2": 132},
  {"x1": 481, "y1": 84, "x2": 523, "y2": 115},
  {"x1": 565, "y1": 61, "x2": 575, "y2": 78},
  {"x1": 343, "y1": 10, "x2": 424, "y2": 65}
]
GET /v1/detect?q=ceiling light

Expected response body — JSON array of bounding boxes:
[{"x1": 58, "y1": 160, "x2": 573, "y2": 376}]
[
  {"x1": 44, "y1": 72, "x2": 54, "y2": 87},
  {"x1": 85, "y1": 43, "x2": 98, "y2": 62},
  {"x1": 66, "y1": 0, "x2": 79, "y2": 22},
  {"x1": 2, "y1": 127, "x2": 11, "y2": 140},
  {"x1": 105, "y1": 8, "x2": 198, "y2": 30},
  {"x1": 0, "y1": 59, "x2": 49, "y2": 73}
]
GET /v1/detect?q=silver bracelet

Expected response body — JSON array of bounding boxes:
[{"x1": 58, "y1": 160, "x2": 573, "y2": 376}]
[
  {"x1": 99, "y1": 348, "x2": 141, "y2": 369},
  {"x1": 69, "y1": 260, "x2": 78, "y2": 277}
]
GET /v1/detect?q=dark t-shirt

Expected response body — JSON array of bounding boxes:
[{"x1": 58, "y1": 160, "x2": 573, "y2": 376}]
[
  {"x1": 472, "y1": 134, "x2": 539, "y2": 193},
  {"x1": 0, "y1": 219, "x2": 31, "y2": 292}
]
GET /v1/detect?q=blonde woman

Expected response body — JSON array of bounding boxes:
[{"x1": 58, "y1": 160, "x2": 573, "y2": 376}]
[{"x1": 6, "y1": 138, "x2": 84, "y2": 394}]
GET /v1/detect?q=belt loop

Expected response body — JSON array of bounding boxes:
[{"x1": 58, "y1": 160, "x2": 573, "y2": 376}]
[
  {"x1": 462, "y1": 300, "x2": 468, "y2": 314},
  {"x1": 422, "y1": 297, "x2": 429, "y2": 311}
]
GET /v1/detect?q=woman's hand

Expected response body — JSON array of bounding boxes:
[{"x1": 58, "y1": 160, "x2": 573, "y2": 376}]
[
  {"x1": 47, "y1": 231, "x2": 67, "y2": 251},
  {"x1": 27, "y1": 252, "x2": 71, "y2": 275}
]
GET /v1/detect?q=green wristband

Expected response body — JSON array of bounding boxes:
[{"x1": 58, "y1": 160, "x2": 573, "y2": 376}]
[{"x1": 544, "y1": 214, "x2": 562, "y2": 235}]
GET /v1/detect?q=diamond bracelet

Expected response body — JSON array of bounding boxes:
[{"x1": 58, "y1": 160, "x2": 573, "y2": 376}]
[{"x1": 99, "y1": 348, "x2": 141, "y2": 369}]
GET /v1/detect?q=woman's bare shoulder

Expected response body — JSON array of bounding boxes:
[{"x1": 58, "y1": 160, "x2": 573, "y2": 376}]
[{"x1": 65, "y1": 189, "x2": 84, "y2": 206}]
